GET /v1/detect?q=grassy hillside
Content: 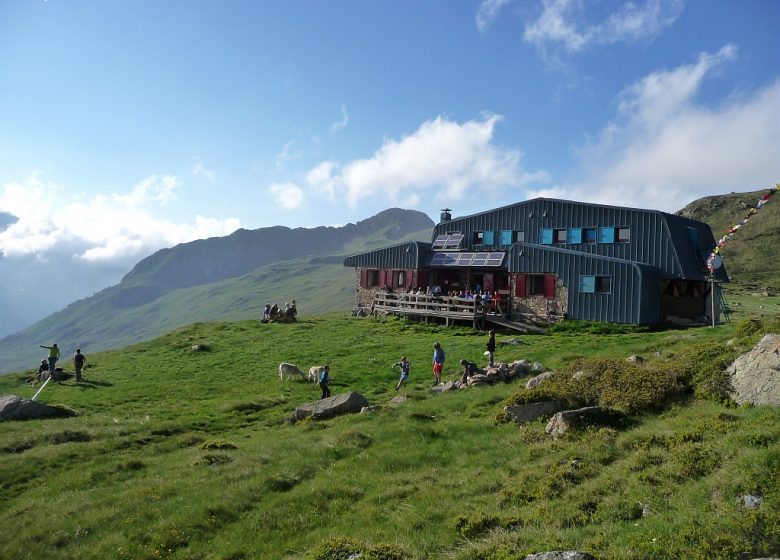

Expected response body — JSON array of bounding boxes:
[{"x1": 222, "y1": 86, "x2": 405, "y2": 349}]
[
  {"x1": 0, "y1": 219, "x2": 432, "y2": 374},
  {"x1": 1, "y1": 298, "x2": 778, "y2": 559},
  {"x1": 677, "y1": 188, "x2": 780, "y2": 290}
]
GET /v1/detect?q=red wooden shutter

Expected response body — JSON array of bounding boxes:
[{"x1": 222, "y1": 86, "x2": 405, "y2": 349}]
[
  {"x1": 405, "y1": 269, "x2": 414, "y2": 290},
  {"x1": 360, "y1": 269, "x2": 368, "y2": 288},
  {"x1": 384, "y1": 269, "x2": 393, "y2": 288},
  {"x1": 515, "y1": 274, "x2": 527, "y2": 297},
  {"x1": 543, "y1": 274, "x2": 556, "y2": 299}
]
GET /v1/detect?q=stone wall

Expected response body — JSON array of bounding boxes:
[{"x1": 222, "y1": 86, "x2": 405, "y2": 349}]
[
  {"x1": 510, "y1": 275, "x2": 568, "y2": 321},
  {"x1": 354, "y1": 271, "x2": 382, "y2": 308}
]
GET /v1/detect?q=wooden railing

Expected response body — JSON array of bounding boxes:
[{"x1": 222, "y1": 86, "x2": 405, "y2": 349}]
[{"x1": 371, "y1": 293, "x2": 507, "y2": 328}]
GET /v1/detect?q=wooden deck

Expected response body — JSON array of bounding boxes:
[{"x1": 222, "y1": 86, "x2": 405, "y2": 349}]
[{"x1": 370, "y1": 293, "x2": 546, "y2": 333}]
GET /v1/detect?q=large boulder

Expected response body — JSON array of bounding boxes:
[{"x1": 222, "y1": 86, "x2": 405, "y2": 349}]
[
  {"x1": 545, "y1": 407, "x2": 603, "y2": 439},
  {"x1": 727, "y1": 334, "x2": 780, "y2": 405},
  {"x1": 0, "y1": 395, "x2": 74, "y2": 421},
  {"x1": 524, "y1": 552, "x2": 596, "y2": 560},
  {"x1": 504, "y1": 400, "x2": 565, "y2": 424},
  {"x1": 526, "y1": 371, "x2": 556, "y2": 389},
  {"x1": 293, "y1": 392, "x2": 369, "y2": 421}
]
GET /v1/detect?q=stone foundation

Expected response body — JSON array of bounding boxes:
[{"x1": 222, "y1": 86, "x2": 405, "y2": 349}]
[{"x1": 510, "y1": 277, "x2": 568, "y2": 321}]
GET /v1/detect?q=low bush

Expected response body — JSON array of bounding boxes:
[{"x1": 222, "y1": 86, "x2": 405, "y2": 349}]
[
  {"x1": 677, "y1": 343, "x2": 739, "y2": 401},
  {"x1": 452, "y1": 512, "x2": 501, "y2": 538}
]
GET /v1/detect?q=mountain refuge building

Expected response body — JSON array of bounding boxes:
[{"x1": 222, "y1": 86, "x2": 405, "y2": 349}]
[{"x1": 343, "y1": 198, "x2": 728, "y2": 326}]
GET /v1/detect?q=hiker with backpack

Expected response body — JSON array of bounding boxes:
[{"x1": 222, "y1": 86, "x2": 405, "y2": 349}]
[{"x1": 73, "y1": 348, "x2": 86, "y2": 382}]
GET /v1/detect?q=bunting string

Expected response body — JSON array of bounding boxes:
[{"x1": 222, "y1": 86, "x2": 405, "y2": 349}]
[{"x1": 706, "y1": 184, "x2": 779, "y2": 273}]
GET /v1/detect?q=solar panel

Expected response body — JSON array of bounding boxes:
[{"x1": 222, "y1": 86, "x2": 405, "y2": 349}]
[
  {"x1": 431, "y1": 234, "x2": 449, "y2": 249},
  {"x1": 430, "y1": 251, "x2": 506, "y2": 267},
  {"x1": 443, "y1": 233, "x2": 464, "y2": 249}
]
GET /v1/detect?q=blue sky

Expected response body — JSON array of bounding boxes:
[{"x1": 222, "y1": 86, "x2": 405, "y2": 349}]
[{"x1": 0, "y1": 0, "x2": 778, "y2": 276}]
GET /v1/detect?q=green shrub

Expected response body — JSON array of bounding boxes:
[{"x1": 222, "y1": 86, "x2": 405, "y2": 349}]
[
  {"x1": 592, "y1": 360, "x2": 683, "y2": 414},
  {"x1": 199, "y1": 439, "x2": 237, "y2": 450},
  {"x1": 736, "y1": 317, "x2": 764, "y2": 338},
  {"x1": 668, "y1": 442, "x2": 720, "y2": 480},
  {"x1": 678, "y1": 343, "x2": 738, "y2": 401}
]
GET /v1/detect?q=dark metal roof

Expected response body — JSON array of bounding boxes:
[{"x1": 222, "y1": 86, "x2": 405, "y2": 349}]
[{"x1": 343, "y1": 241, "x2": 432, "y2": 269}]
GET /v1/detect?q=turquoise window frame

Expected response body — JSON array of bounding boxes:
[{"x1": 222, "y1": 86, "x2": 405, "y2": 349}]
[
  {"x1": 482, "y1": 230, "x2": 494, "y2": 245},
  {"x1": 579, "y1": 275, "x2": 596, "y2": 293},
  {"x1": 567, "y1": 228, "x2": 583, "y2": 244},
  {"x1": 598, "y1": 227, "x2": 615, "y2": 243},
  {"x1": 499, "y1": 230, "x2": 513, "y2": 246},
  {"x1": 539, "y1": 228, "x2": 553, "y2": 244}
]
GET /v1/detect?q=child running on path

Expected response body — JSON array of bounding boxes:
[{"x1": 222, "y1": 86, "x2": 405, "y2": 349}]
[{"x1": 392, "y1": 356, "x2": 410, "y2": 390}]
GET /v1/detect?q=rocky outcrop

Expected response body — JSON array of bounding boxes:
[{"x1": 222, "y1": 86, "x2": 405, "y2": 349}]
[
  {"x1": 727, "y1": 334, "x2": 780, "y2": 405},
  {"x1": 504, "y1": 400, "x2": 565, "y2": 424},
  {"x1": 0, "y1": 395, "x2": 75, "y2": 421},
  {"x1": 526, "y1": 371, "x2": 556, "y2": 389},
  {"x1": 545, "y1": 406, "x2": 603, "y2": 439},
  {"x1": 293, "y1": 392, "x2": 369, "y2": 421}
]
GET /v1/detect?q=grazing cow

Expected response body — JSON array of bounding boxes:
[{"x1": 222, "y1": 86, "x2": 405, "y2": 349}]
[
  {"x1": 308, "y1": 365, "x2": 326, "y2": 385},
  {"x1": 279, "y1": 362, "x2": 305, "y2": 381}
]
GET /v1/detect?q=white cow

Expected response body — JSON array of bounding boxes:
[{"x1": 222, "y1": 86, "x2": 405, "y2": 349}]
[
  {"x1": 279, "y1": 362, "x2": 305, "y2": 381},
  {"x1": 308, "y1": 365, "x2": 326, "y2": 384}
]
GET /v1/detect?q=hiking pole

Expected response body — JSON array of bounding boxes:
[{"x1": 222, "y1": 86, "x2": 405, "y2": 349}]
[{"x1": 31, "y1": 376, "x2": 52, "y2": 401}]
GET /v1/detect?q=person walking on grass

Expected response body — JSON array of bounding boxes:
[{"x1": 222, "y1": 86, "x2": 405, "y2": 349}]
[
  {"x1": 392, "y1": 356, "x2": 410, "y2": 390},
  {"x1": 432, "y1": 342, "x2": 445, "y2": 386},
  {"x1": 40, "y1": 343, "x2": 59, "y2": 377},
  {"x1": 73, "y1": 348, "x2": 86, "y2": 382},
  {"x1": 319, "y1": 364, "x2": 331, "y2": 399},
  {"x1": 485, "y1": 330, "x2": 496, "y2": 367}
]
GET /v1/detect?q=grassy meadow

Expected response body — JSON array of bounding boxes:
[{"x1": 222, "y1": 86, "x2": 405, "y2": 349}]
[{"x1": 0, "y1": 292, "x2": 779, "y2": 559}]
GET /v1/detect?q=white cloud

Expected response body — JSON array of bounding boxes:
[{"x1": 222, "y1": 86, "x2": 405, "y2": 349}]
[
  {"x1": 308, "y1": 114, "x2": 548, "y2": 208},
  {"x1": 269, "y1": 182, "x2": 307, "y2": 210},
  {"x1": 524, "y1": 0, "x2": 683, "y2": 55},
  {"x1": 0, "y1": 174, "x2": 240, "y2": 262},
  {"x1": 476, "y1": 0, "x2": 511, "y2": 33},
  {"x1": 192, "y1": 160, "x2": 215, "y2": 182},
  {"x1": 330, "y1": 104, "x2": 349, "y2": 134},
  {"x1": 527, "y1": 46, "x2": 780, "y2": 212}
]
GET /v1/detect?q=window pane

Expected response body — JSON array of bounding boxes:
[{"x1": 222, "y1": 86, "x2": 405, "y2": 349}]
[
  {"x1": 596, "y1": 276, "x2": 611, "y2": 293},
  {"x1": 554, "y1": 229, "x2": 567, "y2": 243},
  {"x1": 599, "y1": 227, "x2": 615, "y2": 243},
  {"x1": 584, "y1": 228, "x2": 597, "y2": 243},
  {"x1": 514, "y1": 230, "x2": 525, "y2": 243},
  {"x1": 579, "y1": 275, "x2": 595, "y2": 293},
  {"x1": 616, "y1": 227, "x2": 630, "y2": 243}
]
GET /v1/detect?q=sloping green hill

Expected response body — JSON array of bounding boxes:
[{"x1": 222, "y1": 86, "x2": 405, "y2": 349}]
[
  {"x1": 0, "y1": 209, "x2": 433, "y2": 373},
  {"x1": 0, "y1": 312, "x2": 778, "y2": 559},
  {"x1": 677, "y1": 188, "x2": 780, "y2": 290}
]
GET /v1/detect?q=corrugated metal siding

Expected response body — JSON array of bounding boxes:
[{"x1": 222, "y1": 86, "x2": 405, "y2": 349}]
[
  {"x1": 343, "y1": 242, "x2": 432, "y2": 269},
  {"x1": 508, "y1": 244, "x2": 659, "y2": 324},
  {"x1": 432, "y1": 198, "x2": 720, "y2": 281}
]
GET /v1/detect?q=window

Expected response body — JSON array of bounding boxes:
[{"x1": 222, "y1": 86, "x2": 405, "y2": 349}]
[
  {"x1": 473, "y1": 231, "x2": 484, "y2": 244},
  {"x1": 539, "y1": 228, "x2": 553, "y2": 244},
  {"x1": 567, "y1": 228, "x2": 583, "y2": 244},
  {"x1": 514, "y1": 230, "x2": 525, "y2": 243},
  {"x1": 598, "y1": 227, "x2": 615, "y2": 244},
  {"x1": 580, "y1": 275, "x2": 612, "y2": 293},
  {"x1": 367, "y1": 270, "x2": 380, "y2": 287},
  {"x1": 528, "y1": 275, "x2": 546, "y2": 295},
  {"x1": 482, "y1": 230, "x2": 494, "y2": 245},
  {"x1": 616, "y1": 227, "x2": 630, "y2": 243},
  {"x1": 499, "y1": 230, "x2": 513, "y2": 245},
  {"x1": 554, "y1": 229, "x2": 567, "y2": 243},
  {"x1": 583, "y1": 228, "x2": 597, "y2": 243},
  {"x1": 396, "y1": 270, "x2": 406, "y2": 288}
]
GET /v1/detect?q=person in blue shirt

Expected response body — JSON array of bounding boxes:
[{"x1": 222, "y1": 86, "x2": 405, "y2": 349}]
[
  {"x1": 432, "y1": 342, "x2": 445, "y2": 385},
  {"x1": 392, "y1": 356, "x2": 410, "y2": 390},
  {"x1": 319, "y1": 364, "x2": 331, "y2": 399}
]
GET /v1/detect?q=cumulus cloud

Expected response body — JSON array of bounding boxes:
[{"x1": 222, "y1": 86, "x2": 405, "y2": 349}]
[
  {"x1": 330, "y1": 104, "x2": 349, "y2": 134},
  {"x1": 307, "y1": 114, "x2": 548, "y2": 208},
  {"x1": 0, "y1": 173, "x2": 240, "y2": 263},
  {"x1": 524, "y1": 0, "x2": 683, "y2": 55},
  {"x1": 526, "y1": 45, "x2": 780, "y2": 211},
  {"x1": 269, "y1": 182, "x2": 307, "y2": 210},
  {"x1": 476, "y1": 0, "x2": 511, "y2": 33}
]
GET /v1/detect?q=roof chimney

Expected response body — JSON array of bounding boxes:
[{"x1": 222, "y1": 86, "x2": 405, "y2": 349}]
[{"x1": 440, "y1": 208, "x2": 452, "y2": 223}]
